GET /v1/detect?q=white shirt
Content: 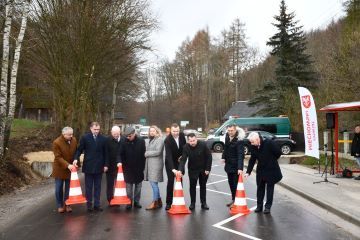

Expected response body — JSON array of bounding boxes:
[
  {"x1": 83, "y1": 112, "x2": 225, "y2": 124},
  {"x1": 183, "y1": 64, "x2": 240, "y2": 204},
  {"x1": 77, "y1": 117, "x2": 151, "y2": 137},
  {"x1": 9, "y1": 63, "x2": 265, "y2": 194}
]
[{"x1": 174, "y1": 136, "x2": 179, "y2": 148}]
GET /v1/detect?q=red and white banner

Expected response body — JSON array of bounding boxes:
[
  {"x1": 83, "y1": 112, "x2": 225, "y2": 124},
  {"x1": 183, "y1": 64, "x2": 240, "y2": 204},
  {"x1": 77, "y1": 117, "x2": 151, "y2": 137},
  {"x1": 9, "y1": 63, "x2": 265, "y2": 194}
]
[{"x1": 298, "y1": 87, "x2": 319, "y2": 159}]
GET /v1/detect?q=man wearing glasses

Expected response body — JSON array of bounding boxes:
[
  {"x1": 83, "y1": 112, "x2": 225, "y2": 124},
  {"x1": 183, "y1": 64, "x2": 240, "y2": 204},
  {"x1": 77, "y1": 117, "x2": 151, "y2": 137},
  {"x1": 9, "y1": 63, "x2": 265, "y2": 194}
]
[{"x1": 117, "y1": 126, "x2": 146, "y2": 209}]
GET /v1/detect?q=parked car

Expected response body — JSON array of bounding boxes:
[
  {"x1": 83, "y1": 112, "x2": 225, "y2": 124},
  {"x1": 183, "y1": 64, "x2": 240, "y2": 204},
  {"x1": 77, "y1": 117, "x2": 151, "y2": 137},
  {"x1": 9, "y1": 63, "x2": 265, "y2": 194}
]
[
  {"x1": 206, "y1": 130, "x2": 296, "y2": 155},
  {"x1": 207, "y1": 128, "x2": 218, "y2": 135},
  {"x1": 183, "y1": 129, "x2": 203, "y2": 138},
  {"x1": 138, "y1": 126, "x2": 150, "y2": 138}
]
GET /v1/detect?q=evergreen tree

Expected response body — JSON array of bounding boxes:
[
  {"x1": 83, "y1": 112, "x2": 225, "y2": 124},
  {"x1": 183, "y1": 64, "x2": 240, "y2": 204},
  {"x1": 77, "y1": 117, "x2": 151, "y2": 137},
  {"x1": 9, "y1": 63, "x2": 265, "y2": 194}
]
[{"x1": 249, "y1": 0, "x2": 318, "y2": 119}]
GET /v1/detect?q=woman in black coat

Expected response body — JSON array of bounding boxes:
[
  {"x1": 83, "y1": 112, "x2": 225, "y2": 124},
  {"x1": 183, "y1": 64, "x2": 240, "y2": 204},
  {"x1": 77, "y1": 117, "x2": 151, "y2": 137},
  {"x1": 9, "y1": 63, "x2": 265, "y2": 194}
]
[
  {"x1": 245, "y1": 132, "x2": 282, "y2": 214},
  {"x1": 221, "y1": 125, "x2": 245, "y2": 207}
]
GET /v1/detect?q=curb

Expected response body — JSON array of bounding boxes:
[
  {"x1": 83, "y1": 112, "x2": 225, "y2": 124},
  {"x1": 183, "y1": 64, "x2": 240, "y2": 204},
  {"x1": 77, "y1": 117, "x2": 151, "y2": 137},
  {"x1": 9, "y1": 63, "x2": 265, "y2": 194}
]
[
  {"x1": 278, "y1": 182, "x2": 360, "y2": 227},
  {"x1": 244, "y1": 164, "x2": 360, "y2": 227}
]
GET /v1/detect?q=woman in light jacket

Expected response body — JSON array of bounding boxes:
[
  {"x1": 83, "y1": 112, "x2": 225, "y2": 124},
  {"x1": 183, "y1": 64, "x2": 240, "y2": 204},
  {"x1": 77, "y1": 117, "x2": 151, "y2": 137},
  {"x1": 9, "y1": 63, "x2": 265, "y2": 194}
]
[{"x1": 144, "y1": 125, "x2": 165, "y2": 210}]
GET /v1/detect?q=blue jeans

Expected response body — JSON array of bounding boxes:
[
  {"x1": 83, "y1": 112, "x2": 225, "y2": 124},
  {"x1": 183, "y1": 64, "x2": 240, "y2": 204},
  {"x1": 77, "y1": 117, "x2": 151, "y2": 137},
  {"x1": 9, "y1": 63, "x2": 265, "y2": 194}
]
[
  {"x1": 150, "y1": 181, "x2": 160, "y2": 201},
  {"x1": 55, "y1": 178, "x2": 70, "y2": 208}
]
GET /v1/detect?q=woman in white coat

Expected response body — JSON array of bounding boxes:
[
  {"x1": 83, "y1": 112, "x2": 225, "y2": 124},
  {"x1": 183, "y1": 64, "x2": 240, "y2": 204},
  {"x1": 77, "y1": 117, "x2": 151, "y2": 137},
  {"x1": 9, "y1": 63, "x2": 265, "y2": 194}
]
[{"x1": 144, "y1": 125, "x2": 165, "y2": 210}]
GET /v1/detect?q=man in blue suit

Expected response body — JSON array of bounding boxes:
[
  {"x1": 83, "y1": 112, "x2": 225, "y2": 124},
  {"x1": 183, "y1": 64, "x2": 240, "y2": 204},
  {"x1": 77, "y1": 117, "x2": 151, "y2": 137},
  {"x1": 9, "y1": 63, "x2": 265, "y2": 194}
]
[{"x1": 73, "y1": 122, "x2": 108, "y2": 212}]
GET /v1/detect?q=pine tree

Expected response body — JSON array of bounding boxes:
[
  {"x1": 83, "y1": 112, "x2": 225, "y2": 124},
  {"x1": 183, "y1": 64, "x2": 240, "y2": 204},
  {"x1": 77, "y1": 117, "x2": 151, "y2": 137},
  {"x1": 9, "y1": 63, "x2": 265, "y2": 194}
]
[{"x1": 249, "y1": 0, "x2": 317, "y2": 118}]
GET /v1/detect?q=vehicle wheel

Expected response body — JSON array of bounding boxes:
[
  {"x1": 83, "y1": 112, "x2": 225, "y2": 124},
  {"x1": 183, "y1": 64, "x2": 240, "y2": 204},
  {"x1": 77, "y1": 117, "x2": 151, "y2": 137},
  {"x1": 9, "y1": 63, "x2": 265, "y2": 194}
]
[
  {"x1": 244, "y1": 145, "x2": 249, "y2": 155},
  {"x1": 213, "y1": 143, "x2": 224, "y2": 152},
  {"x1": 281, "y1": 144, "x2": 291, "y2": 155}
]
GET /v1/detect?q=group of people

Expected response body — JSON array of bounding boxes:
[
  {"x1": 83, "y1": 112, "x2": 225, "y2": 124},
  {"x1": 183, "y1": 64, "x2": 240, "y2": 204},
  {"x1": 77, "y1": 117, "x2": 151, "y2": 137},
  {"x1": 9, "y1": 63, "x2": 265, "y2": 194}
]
[{"x1": 52, "y1": 121, "x2": 284, "y2": 215}]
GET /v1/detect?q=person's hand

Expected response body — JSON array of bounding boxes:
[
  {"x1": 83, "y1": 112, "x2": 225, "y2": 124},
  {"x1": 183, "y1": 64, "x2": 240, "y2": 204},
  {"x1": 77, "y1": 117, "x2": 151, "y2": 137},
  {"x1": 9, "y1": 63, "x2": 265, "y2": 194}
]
[
  {"x1": 244, "y1": 173, "x2": 249, "y2": 179},
  {"x1": 104, "y1": 166, "x2": 108, "y2": 172},
  {"x1": 356, "y1": 153, "x2": 359, "y2": 157},
  {"x1": 117, "y1": 163, "x2": 121, "y2": 167},
  {"x1": 73, "y1": 160, "x2": 78, "y2": 168},
  {"x1": 238, "y1": 170, "x2": 243, "y2": 175},
  {"x1": 176, "y1": 171, "x2": 183, "y2": 177},
  {"x1": 172, "y1": 169, "x2": 177, "y2": 175},
  {"x1": 204, "y1": 171, "x2": 210, "y2": 176},
  {"x1": 220, "y1": 159, "x2": 225, "y2": 164},
  {"x1": 67, "y1": 164, "x2": 76, "y2": 171}
]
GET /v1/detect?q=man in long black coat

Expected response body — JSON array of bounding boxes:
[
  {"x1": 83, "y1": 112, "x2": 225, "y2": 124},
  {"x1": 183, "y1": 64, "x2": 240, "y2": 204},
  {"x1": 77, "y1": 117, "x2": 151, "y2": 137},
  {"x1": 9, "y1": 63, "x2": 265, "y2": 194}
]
[
  {"x1": 117, "y1": 126, "x2": 146, "y2": 209},
  {"x1": 245, "y1": 132, "x2": 282, "y2": 214},
  {"x1": 105, "y1": 126, "x2": 124, "y2": 204},
  {"x1": 351, "y1": 125, "x2": 360, "y2": 180},
  {"x1": 73, "y1": 122, "x2": 108, "y2": 212},
  {"x1": 178, "y1": 133, "x2": 212, "y2": 210},
  {"x1": 164, "y1": 123, "x2": 186, "y2": 210}
]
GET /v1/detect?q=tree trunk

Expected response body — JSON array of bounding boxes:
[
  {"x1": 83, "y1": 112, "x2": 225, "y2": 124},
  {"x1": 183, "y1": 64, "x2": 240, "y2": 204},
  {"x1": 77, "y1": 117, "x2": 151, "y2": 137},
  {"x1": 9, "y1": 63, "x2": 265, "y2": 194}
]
[{"x1": 0, "y1": 1, "x2": 13, "y2": 160}]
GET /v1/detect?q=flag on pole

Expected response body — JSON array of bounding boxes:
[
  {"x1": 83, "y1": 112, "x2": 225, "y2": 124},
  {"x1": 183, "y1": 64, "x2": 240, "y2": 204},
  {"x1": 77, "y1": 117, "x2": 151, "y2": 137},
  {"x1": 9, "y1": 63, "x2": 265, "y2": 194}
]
[{"x1": 298, "y1": 87, "x2": 319, "y2": 159}]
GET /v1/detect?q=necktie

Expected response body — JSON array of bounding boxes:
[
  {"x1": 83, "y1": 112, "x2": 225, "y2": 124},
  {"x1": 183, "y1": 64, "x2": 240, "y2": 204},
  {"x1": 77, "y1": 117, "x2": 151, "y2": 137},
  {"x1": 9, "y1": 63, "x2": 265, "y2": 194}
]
[{"x1": 94, "y1": 135, "x2": 97, "y2": 141}]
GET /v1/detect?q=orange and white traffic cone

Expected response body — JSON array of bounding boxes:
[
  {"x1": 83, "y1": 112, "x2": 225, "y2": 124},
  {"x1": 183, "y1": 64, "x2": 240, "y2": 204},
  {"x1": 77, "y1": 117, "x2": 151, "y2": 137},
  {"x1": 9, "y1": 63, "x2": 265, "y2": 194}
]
[
  {"x1": 110, "y1": 163, "x2": 131, "y2": 205},
  {"x1": 65, "y1": 168, "x2": 87, "y2": 205},
  {"x1": 167, "y1": 176, "x2": 191, "y2": 214},
  {"x1": 230, "y1": 174, "x2": 250, "y2": 215}
]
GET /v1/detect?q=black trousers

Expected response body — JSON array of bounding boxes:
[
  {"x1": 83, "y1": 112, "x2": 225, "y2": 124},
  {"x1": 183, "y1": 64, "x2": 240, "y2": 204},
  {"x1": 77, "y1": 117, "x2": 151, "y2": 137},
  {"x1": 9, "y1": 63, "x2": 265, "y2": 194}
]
[
  {"x1": 106, "y1": 172, "x2": 117, "y2": 202},
  {"x1": 227, "y1": 172, "x2": 238, "y2": 201},
  {"x1": 84, "y1": 173, "x2": 102, "y2": 208},
  {"x1": 189, "y1": 172, "x2": 208, "y2": 204},
  {"x1": 166, "y1": 167, "x2": 175, "y2": 205},
  {"x1": 257, "y1": 178, "x2": 275, "y2": 209}
]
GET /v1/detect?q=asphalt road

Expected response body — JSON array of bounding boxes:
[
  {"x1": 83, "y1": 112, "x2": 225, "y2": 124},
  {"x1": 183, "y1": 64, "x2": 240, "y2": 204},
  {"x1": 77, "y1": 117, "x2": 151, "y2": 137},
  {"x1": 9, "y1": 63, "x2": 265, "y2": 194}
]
[{"x1": 1, "y1": 153, "x2": 355, "y2": 240}]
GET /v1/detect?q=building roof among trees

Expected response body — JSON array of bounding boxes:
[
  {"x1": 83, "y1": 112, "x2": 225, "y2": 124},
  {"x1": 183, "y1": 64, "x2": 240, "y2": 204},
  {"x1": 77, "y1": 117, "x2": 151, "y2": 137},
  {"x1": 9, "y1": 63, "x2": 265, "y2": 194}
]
[{"x1": 223, "y1": 101, "x2": 264, "y2": 120}]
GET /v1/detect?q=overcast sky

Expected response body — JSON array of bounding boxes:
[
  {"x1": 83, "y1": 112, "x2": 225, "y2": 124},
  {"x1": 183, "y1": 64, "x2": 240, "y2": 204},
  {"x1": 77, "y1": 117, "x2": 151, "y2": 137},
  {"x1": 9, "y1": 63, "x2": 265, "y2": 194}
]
[{"x1": 147, "y1": 0, "x2": 346, "y2": 62}]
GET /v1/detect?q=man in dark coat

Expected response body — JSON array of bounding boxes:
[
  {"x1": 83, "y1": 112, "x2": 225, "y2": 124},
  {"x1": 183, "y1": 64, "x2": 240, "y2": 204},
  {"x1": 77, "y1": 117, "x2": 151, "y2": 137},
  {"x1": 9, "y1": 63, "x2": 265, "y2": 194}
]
[
  {"x1": 73, "y1": 122, "x2": 108, "y2": 212},
  {"x1": 178, "y1": 133, "x2": 212, "y2": 210},
  {"x1": 117, "y1": 126, "x2": 146, "y2": 209},
  {"x1": 245, "y1": 132, "x2": 282, "y2": 214},
  {"x1": 221, "y1": 124, "x2": 245, "y2": 207},
  {"x1": 105, "y1": 126, "x2": 124, "y2": 204},
  {"x1": 351, "y1": 125, "x2": 360, "y2": 180},
  {"x1": 164, "y1": 123, "x2": 187, "y2": 210}
]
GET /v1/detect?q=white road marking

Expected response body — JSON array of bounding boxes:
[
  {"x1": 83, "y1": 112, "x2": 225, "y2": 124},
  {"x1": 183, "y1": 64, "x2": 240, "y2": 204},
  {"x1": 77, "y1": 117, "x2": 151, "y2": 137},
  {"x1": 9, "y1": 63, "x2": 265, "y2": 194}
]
[
  {"x1": 196, "y1": 179, "x2": 228, "y2": 188},
  {"x1": 205, "y1": 188, "x2": 257, "y2": 202},
  {"x1": 209, "y1": 173, "x2": 227, "y2": 178},
  {"x1": 213, "y1": 206, "x2": 262, "y2": 240}
]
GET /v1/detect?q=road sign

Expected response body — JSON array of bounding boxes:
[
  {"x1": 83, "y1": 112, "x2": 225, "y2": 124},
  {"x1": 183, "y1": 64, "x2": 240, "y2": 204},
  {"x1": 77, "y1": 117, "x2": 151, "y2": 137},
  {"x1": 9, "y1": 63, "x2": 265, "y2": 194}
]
[
  {"x1": 139, "y1": 117, "x2": 147, "y2": 125},
  {"x1": 180, "y1": 121, "x2": 189, "y2": 127}
]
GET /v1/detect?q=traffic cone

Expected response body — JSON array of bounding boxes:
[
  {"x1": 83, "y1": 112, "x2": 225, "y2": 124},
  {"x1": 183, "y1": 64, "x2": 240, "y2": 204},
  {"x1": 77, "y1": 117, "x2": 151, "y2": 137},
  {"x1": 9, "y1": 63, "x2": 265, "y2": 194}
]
[
  {"x1": 65, "y1": 168, "x2": 87, "y2": 205},
  {"x1": 167, "y1": 176, "x2": 191, "y2": 214},
  {"x1": 110, "y1": 163, "x2": 131, "y2": 205},
  {"x1": 230, "y1": 174, "x2": 250, "y2": 215}
]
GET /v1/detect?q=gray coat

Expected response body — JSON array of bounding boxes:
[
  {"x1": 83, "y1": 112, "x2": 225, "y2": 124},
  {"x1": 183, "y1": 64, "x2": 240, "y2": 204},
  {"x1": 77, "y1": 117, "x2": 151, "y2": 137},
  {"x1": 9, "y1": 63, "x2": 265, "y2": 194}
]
[{"x1": 144, "y1": 137, "x2": 165, "y2": 182}]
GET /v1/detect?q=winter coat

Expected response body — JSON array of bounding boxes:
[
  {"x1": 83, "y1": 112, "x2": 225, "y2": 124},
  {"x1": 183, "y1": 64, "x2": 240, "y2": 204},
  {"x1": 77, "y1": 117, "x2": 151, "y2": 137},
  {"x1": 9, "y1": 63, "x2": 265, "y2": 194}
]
[
  {"x1": 118, "y1": 136, "x2": 146, "y2": 184},
  {"x1": 144, "y1": 137, "x2": 165, "y2": 182},
  {"x1": 51, "y1": 135, "x2": 78, "y2": 179},
  {"x1": 73, "y1": 133, "x2": 107, "y2": 174},
  {"x1": 164, "y1": 132, "x2": 186, "y2": 172},
  {"x1": 179, "y1": 141, "x2": 212, "y2": 178},
  {"x1": 351, "y1": 133, "x2": 360, "y2": 157},
  {"x1": 105, "y1": 136, "x2": 124, "y2": 174},
  {"x1": 222, "y1": 129, "x2": 245, "y2": 173},
  {"x1": 246, "y1": 137, "x2": 283, "y2": 185}
]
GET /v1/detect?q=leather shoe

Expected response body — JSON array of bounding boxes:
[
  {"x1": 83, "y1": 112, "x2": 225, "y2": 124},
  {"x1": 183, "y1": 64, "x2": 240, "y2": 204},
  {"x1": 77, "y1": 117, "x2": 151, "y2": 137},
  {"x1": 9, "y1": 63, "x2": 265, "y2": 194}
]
[
  {"x1": 65, "y1": 205, "x2": 72, "y2": 213},
  {"x1": 87, "y1": 207, "x2": 93, "y2": 212},
  {"x1": 126, "y1": 204, "x2": 132, "y2": 210},
  {"x1": 57, "y1": 207, "x2": 65, "y2": 213},
  {"x1": 263, "y1": 208, "x2": 271, "y2": 214},
  {"x1": 201, "y1": 203, "x2": 209, "y2": 210},
  {"x1": 189, "y1": 203, "x2": 195, "y2": 210},
  {"x1": 165, "y1": 204, "x2": 171, "y2": 210},
  {"x1": 94, "y1": 206, "x2": 103, "y2": 212},
  {"x1": 254, "y1": 207, "x2": 263, "y2": 213},
  {"x1": 226, "y1": 201, "x2": 234, "y2": 207},
  {"x1": 134, "y1": 202, "x2": 142, "y2": 209}
]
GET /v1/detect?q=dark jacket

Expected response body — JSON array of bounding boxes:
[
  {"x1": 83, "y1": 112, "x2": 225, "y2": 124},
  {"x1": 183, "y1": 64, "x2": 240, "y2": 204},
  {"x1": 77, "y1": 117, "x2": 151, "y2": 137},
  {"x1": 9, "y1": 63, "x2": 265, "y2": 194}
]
[
  {"x1": 164, "y1": 132, "x2": 186, "y2": 172},
  {"x1": 222, "y1": 132, "x2": 245, "y2": 173},
  {"x1": 351, "y1": 133, "x2": 360, "y2": 157},
  {"x1": 51, "y1": 135, "x2": 78, "y2": 179},
  {"x1": 73, "y1": 132, "x2": 107, "y2": 174},
  {"x1": 105, "y1": 136, "x2": 124, "y2": 174},
  {"x1": 246, "y1": 137, "x2": 283, "y2": 185},
  {"x1": 118, "y1": 136, "x2": 146, "y2": 184},
  {"x1": 179, "y1": 141, "x2": 212, "y2": 178}
]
